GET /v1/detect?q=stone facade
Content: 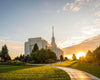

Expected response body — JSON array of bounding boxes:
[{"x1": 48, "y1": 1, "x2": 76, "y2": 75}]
[
  {"x1": 25, "y1": 37, "x2": 51, "y2": 56},
  {"x1": 24, "y1": 27, "x2": 63, "y2": 60}
]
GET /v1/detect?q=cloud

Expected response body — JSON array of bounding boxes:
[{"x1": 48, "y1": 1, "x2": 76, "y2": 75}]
[
  {"x1": 63, "y1": 2, "x2": 80, "y2": 12},
  {"x1": 72, "y1": 36, "x2": 86, "y2": 40},
  {"x1": 62, "y1": 3, "x2": 71, "y2": 11},
  {"x1": 57, "y1": 40, "x2": 71, "y2": 48},
  {"x1": 95, "y1": 11, "x2": 100, "y2": 17},
  {"x1": 57, "y1": 10, "x2": 60, "y2": 13},
  {"x1": 94, "y1": 18, "x2": 100, "y2": 26},
  {"x1": 95, "y1": 19, "x2": 100, "y2": 22},
  {"x1": 62, "y1": 0, "x2": 92, "y2": 12},
  {"x1": 81, "y1": 26, "x2": 100, "y2": 35},
  {"x1": 72, "y1": 7, "x2": 80, "y2": 11},
  {"x1": 86, "y1": 0, "x2": 92, "y2": 2},
  {"x1": 94, "y1": 2, "x2": 100, "y2": 9},
  {"x1": 57, "y1": 36, "x2": 86, "y2": 48}
]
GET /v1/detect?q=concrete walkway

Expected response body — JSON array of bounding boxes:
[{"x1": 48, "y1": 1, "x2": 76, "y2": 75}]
[
  {"x1": 29, "y1": 64, "x2": 100, "y2": 80},
  {"x1": 53, "y1": 66, "x2": 100, "y2": 80}
]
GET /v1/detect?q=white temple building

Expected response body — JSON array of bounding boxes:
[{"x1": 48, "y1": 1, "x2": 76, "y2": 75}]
[{"x1": 24, "y1": 26, "x2": 63, "y2": 60}]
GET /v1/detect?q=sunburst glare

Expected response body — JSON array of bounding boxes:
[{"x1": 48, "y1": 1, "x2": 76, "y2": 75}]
[{"x1": 76, "y1": 52, "x2": 86, "y2": 59}]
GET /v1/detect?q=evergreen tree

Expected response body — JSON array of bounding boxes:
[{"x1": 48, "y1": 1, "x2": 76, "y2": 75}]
[
  {"x1": 60, "y1": 55, "x2": 63, "y2": 62},
  {"x1": 1, "y1": 45, "x2": 11, "y2": 62},
  {"x1": 86, "y1": 50, "x2": 94, "y2": 63},
  {"x1": 30, "y1": 43, "x2": 39, "y2": 59},
  {"x1": 32, "y1": 43, "x2": 39, "y2": 53},
  {"x1": 0, "y1": 51, "x2": 1, "y2": 57},
  {"x1": 93, "y1": 46, "x2": 100, "y2": 63},
  {"x1": 72, "y1": 54, "x2": 76, "y2": 61}
]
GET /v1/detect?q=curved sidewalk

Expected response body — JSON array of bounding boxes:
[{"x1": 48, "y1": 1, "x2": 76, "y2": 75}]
[
  {"x1": 30, "y1": 64, "x2": 100, "y2": 80},
  {"x1": 53, "y1": 66, "x2": 100, "y2": 80}
]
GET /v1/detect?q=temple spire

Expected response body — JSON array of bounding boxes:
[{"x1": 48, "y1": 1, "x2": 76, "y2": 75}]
[
  {"x1": 52, "y1": 26, "x2": 54, "y2": 37},
  {"x1": 51, "y1": 26, "x2": 56, "y2": 47}
]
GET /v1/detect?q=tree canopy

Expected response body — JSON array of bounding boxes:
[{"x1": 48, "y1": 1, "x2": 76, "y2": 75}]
[
  {"x1": 72, "y1": 54, "x2": 76, "y2": 61},
  {"x1": 93, "y1": 46, "x2": 100, "y2": 63},
  {"x1": 14, "y1": 43, "x2": 57, "y2": 63},
  {"x1": 30, "y1": 48, "x2": 57, "y2": 63},
  {"x1": 1, "y1": 45, "x2": 11, "y2": 62},
  {"x1": 86, "y1": 50, "x2": 94, "y2": 63}
]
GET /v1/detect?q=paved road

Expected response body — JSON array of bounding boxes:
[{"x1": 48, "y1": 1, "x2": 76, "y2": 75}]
[{"x1": 53, "y1": 66, "x2": 100, "y2": 80}]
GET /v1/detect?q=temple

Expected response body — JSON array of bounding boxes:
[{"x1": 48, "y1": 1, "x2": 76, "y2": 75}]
[{"x1": 24, "y1": 26, "x2": 63, "y2": 60}]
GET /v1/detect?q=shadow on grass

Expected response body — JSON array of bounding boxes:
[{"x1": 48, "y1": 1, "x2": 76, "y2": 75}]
[{"x1": 0, "y1": 65, "x2": 39, "y2": 73}]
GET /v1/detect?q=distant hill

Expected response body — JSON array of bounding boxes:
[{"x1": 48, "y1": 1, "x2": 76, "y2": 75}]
[
  {"x1": 62, "y1": 35, "x2": 100, "y2": 55},
  {"x1": 0, "y1": 40, "x2": 24, "y2": 59}
]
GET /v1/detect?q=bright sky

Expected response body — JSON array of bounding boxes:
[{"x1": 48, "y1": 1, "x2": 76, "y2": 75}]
[{"x1": 0, "y1": 0, "x2": 100, "y2": 48}]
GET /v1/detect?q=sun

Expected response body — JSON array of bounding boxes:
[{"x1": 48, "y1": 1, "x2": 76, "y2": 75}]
[{"x1": 76, "y1": 52, "x2": 86, "y2": 59}]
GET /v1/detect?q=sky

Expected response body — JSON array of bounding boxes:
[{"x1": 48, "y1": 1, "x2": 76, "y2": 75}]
[{"x1": 0, "y1": 0, "x2": 100, "y2": 49}]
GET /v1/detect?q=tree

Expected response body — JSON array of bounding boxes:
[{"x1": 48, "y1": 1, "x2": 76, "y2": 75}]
[
  {"x1": 19, "y1": 54, "x2": 24, "y2": 61},
  {"x1": 1, "y1": 45, "x2": 11, "y2": 62},
  {"x1": 30, "y1": 43, "x2": 39, "y2": 60},
  {"x1": 0, "y1": 51, "x2": 2, "y2": 61},
  {"x1": 30, "y1": 48, "x2": 57, "y2": 63},
  {"x1": 72, "y1": 54, "x2": 76, "y2": 61},
  {"x1": 60, "y1": 55, "x2": 63, "y2": 62},
  {"x1": 23, "y1": 55, "x2": 30, "y2": 62},
  {"x1": 79, "y1": 56, "x2": 85, "y2": 62},
  {"x1": 0, "y1": 51, "x2": 1, "y2": 56},
  {"x1": 65, "y1": 57, "x2": 68, "y2": 60},
  {"x1": 47, "y1": 49, "x2": 57, "y2": 61},
  {"x1": 14, "y1": 56, "x2": 20, "y2": 61},
  {"x1": 85, "y1": 50, "x2": 94, "y2": 63},
  {"x1": 93, "y1": 46, "x2": 100, "y2": 64},
  {"x1": 32, "y1": 43, "x2": 39, "y2": 53}
]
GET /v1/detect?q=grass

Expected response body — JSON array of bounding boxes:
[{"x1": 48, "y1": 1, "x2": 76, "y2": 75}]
[
  {"x1": 53, "y1": 61, "x2": 100, "y2": 78},
  {"x1": 0, "y1": 65, "x2": 70, "y2": 80}
]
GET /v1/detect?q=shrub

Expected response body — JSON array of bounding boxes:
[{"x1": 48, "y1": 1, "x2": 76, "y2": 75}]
[
  {"x1": 0, "y1": 61, "x2": 26, "y2": 66},
  {"x1": 45, "y1": 59, "x2": 55, "y2": 63}
]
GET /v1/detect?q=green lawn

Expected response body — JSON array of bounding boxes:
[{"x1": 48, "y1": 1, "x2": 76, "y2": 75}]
[
  {"x1": 0, "y1": 65, "x2": 70, "y2": 80},
  {"x1": 53, "y1": 61, "x2": 100, "y2": 78}
]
